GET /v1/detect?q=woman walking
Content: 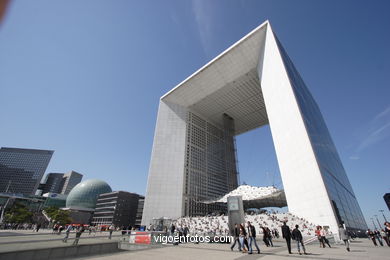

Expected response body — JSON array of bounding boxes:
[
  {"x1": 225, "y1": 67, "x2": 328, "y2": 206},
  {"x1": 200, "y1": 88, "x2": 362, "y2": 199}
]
[
  {"x1": 338, "y1": 225, "x2": 350, "y2": 252},
  {"x1": 239, "y1": 224, "x2": 248, "y2": 253}
]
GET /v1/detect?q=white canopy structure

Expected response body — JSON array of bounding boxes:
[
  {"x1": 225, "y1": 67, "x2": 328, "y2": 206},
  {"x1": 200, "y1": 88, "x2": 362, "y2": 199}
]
[{"x1": 204, "y1": 185, "x2": 287, "y2": 208}]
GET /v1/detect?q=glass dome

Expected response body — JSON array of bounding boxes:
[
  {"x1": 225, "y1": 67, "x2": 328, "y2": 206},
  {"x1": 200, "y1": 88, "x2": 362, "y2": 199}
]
[{"x1": 66, "y1": 179, "x2": 112, "y2": 209}]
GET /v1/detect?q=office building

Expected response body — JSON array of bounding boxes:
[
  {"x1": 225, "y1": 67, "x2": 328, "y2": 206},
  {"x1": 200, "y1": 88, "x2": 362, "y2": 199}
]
[
  {"x1": 142, "y1": 21, "x2": 367, "y2": 235},
  {"x1": 41, "y1": 173, "x2": 64, "y2": 194},
  {"x1": 61, "y1": 170, "x2": 83, "y2": 195},
  {"x1": 384, "y1": 193, "x2": 390, "y2": 211},
  {"x1": 0, "y1": 147, "x2": 53, "y2": 195},
  {"x1": 91, "y1": 191, "x2": 142, "y2": 228},
  {"x1": 135, "y1": 195, "x2": 144, "y2": 227}
]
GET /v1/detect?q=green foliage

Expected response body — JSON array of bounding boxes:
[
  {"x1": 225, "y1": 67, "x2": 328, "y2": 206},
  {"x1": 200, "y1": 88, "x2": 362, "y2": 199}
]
[
  {"x1": 4, "y1": 203, "x2": 33, "y2": 223},
  {"x1": 44, "y1": 206, "x2": 59, "y2": 217},
  {"x1": 45, "y1": 207, "x2": 72, "y2": 225}
]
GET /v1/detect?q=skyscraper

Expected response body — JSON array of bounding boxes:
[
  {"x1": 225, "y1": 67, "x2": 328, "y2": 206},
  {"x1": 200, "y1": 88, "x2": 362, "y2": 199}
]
[
  {"x1": 41, "y1": 173, "x2": 64, "y2": 194},
  {"x1": 60, "y1": 170, "x2": 83, "y2": 195},
  {"x1": 0, "y1": 147, "x2": 53, "y2": 195}
]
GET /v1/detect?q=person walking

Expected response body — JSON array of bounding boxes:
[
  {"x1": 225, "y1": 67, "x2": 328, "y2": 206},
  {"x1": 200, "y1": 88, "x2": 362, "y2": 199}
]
[
  {"x1": 52, "y1": 224, "x2": 58, "y2": 234},
  {"x1": 183, "y1": 225, "x2": 189, "y2": 237},
  {"x1": 72, "y1": 225, "x2": 85, "y2": 246},
  {"x1": 58, "y1": 225, "x2": 64, "y2": 235},
  {"x1": 385, "y1": 222, "x2": 390, "y2": 247},
  {"x1": 261, "y1": 227, "x2": 270, "y2": 247},
  {"x1": 292, "y1": 225, "x2": 307, "y2": 255},
  {"x1": 239, "y1": 224, "x2": 248, "y2": 253},
  {"x1": 121, "y1": 226, "x2": 127, "y2": 241},
  {"x1": 315, "y1": 226, "x2": 325, "y2": 248},
  {"x1": 320, "y1": 227, "x2": 331, "y2": 247},
  {"x1": 247, "y1": 221, "x2": 260, "y2": 254},
  {"x1": 367, "y1": 229, "x2": 378, "y2": 246},
  {"x1": 89, "y1": 225, "x2": 96, "y2": 236},
  {"x1": 281, "y1": 222, "x2": 292, "y2": 254},
  {"x1": 266, "y1": 227, "x2": 274, "y2": 247},
  {"x1": 381, "y1": 229, "x2": 390, "y2": 247},
  {"x1": 108, "y1": 225, "x2": 114, "y2": 239},
  {"x1": 36, "y1": 223, "x2": 41, "y2": 232},
  {"x1": 230, "y1": 223, "x2": 242, "y2": 251},
  {"x1": 338, "y1": 225, "x2": 350, "y2": 251},
  {"x1": 375, "y1": 230, "x2": 384, "y2": 246},
  {"x1": 170, "y1": 224, "x2": 176, "y2": 236},
  {"x1": 63, "y1": 225, "x2": 73, "y2": 243},
  {"x1": 88, "y1": 226, "x2": 92, "y2": 235}
]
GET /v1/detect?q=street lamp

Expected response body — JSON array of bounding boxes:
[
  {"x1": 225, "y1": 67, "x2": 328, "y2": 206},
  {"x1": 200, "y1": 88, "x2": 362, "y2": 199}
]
[
  {"x1": 379, "y1": 210, "x2": 388, "y2": 222},
  {"x1": 371, "y1": 218, "x2": 377, "y2": 230},
  {"x1": 374, "y1": 215, "x2": 382, "y2": 229}
]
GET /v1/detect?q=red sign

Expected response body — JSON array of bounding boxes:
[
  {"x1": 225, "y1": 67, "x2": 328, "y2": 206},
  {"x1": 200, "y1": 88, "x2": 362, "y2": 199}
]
[{"x1": 130, "y1": 231, "x2": 151, "y2": 244}]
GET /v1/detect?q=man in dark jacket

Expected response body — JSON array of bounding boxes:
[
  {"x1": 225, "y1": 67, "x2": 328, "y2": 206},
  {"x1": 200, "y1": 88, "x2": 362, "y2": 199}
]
[
  {"x1": 170, "y1": 224, "x2": 176, "y2": 236},
  {"x1": 230, "y1": 223, "x2": 242, "y2": 251},
  {"x1": 72, "y1": 225, "x2": 85, "y2": 245},
  {"x1": 281, "y1": 222, "x2": 292, "y2": 254},
  {"x1": 247, "y1": 221, "x2": 260, "y2": 254},
  {"x1": 292, "y1": 225, "x2": 307, "y2": 255}
]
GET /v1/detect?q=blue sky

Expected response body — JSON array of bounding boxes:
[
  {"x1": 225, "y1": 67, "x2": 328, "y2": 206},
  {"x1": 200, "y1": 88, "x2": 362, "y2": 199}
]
[{"x1": 0, "y1": 0, "x2": 389, "y2": 228}]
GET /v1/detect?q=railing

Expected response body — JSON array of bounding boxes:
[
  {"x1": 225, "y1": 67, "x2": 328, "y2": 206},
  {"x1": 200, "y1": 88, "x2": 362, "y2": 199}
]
[{"x1": 41, "y1": 210, "x2": 51, "y2": 222}]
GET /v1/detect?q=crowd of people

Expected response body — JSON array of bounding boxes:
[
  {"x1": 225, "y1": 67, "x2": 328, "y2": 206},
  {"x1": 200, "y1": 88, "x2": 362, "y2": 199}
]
[
  {"x1": 53, "y1": 223, "x2": 135, "y2": 244},
  {"x1": 367, "y1": 221, "x2": 390, "y2": 247},
  {"x1": 0, "y1": 222, "x2": 43, "y2": 231},
  {"x1": 172, "y1": 212, "x2": 319, "y2": 239},
  {"x1": 172, "y1": 212, "x2": 390, "y2": 255},
  {"x1": 169, "y1": 212, "x2": 322, "y2": 255}
]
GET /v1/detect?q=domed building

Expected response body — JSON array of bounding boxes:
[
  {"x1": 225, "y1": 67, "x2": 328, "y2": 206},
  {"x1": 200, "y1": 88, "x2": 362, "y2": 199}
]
[
  {"x1": 66, "y1": 179, "x2": 112, "y2": 210},
  {"x1": 64, "y1": 179, "x2": 112, "y2": 224}
]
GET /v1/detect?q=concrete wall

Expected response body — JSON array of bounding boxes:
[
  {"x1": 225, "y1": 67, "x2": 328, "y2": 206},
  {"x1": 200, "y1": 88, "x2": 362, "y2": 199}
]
[
  {"x1": 0, "y1": 242, "x2": 118, "y2": 260},
  {"x1": 141, "y1": 101, "x2": 188, "y2": 226}
]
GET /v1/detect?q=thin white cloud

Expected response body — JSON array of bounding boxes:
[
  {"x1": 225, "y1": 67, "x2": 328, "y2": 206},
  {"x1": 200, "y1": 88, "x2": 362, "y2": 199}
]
[
  {"x1": 191, "y1": 0, "x2": 214, "y2": 56},
  {"x1": 373, "y1": 106, "x2": 390, "y2": 121},
  {"x1": 354, "y1": 105, "x2": 390, "y2": 154}
]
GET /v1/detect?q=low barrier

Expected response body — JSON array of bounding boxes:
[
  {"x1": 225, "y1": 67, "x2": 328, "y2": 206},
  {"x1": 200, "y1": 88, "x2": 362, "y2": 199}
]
[{"x1": 0, "y1": 242, "x2": 119, "y2": 260}]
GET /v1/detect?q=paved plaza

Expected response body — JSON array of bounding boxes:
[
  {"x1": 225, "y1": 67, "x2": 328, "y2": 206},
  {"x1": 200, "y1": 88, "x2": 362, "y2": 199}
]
[
  {"x1": 0, "y1": 229, "x2": 121, "y2": 253},
  {"x1": 75, "y1": 239, "x2": 390, "y2": 260},
  {"x1": 1, "y1": 230, "x2": 389, "y2": 260}
]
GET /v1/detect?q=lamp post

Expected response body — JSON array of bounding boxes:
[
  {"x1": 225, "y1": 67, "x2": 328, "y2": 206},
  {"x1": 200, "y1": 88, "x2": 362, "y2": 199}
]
[
  {"x1": 374, "y1": 215, "x2": 382, "y2": 229},
  {"x1": 379, "y1": 210, "x2": 388, "y2": 222},
  {"x1": 371, "y1": 218, "x2": 377, "y2": 230}
]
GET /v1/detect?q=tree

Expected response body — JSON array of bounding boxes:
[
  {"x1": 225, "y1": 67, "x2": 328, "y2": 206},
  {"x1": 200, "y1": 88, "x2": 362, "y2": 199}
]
[
  {"x1": 45, "y1": 206, "x2": 72, "y2": 225},
  {"x1": 4, "y1": 203, "x2": 33, "y2": 223}
]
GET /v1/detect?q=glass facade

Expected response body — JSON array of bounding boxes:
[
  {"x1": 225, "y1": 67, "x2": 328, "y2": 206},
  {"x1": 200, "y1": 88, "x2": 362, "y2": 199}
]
[
  {"x1": 183, "y1": 112, "x2": 238, "y2": 216},
  {"x1": 275, "y1": 37, "x2": 367, "y2": 231},
  {"x1": 0, "y1": 147, "x2": 53, "y2": 195},
  {"x1": 61, "y1": 171, "x2": 83, "y2": 195},
  {"x1": 41, "y1": 173, "x2": 64, "y2": 194}
]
